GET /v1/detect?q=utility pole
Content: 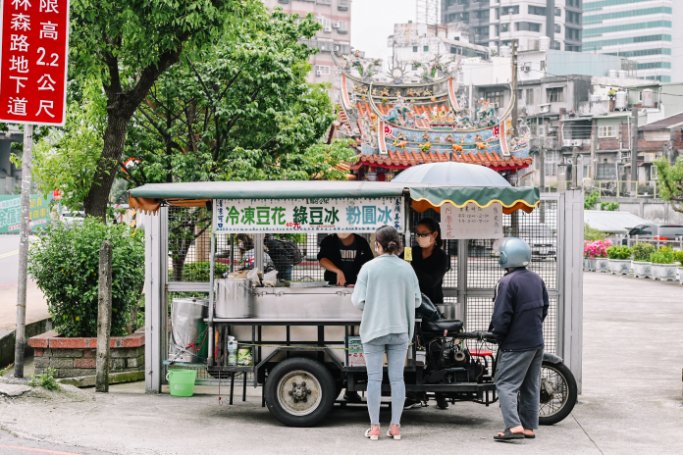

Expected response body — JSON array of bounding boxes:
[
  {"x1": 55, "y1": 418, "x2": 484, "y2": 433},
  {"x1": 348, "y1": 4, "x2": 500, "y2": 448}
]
[
  {"x1": 511, "y1": 40, "x2": 518, "y2": 137},
  {"x1": 14, "y1": 125, "x2": 33, "y2": 378},
  {"x1": 630, "y1": 106, "x2": 639, "y2": 196}
]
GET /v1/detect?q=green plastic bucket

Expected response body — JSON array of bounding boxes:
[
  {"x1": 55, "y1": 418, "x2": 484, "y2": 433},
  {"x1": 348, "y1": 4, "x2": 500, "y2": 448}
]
[{"x1": 166, "y1": 369, "x2": 197, "y2": 397}]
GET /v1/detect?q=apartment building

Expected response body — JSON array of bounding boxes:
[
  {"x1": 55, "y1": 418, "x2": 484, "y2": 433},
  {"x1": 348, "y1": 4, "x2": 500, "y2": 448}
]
[
  {"x1": 583, "y1": 0, "x2": 674, "y2": 82},
  {"x1": 263, "y1": 0, "x2": 352, "y2": 101},
  {"x1": 441, "y1": 0, "x2": 582, "y2": 52}
]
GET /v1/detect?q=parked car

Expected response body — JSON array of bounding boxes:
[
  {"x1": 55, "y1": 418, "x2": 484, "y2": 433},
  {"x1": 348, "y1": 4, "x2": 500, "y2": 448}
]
[
  {"x1": 60, "y1": 211, "x2": 85, "y2": 226},
  {"x1": 491, "y1": 224, "x2": 557, "y2": 261}
]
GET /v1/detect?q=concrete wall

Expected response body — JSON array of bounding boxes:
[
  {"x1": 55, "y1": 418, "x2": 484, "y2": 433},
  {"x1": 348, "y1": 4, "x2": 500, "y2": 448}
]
[{"x1": 601, "y1": 197, "x2": 683, "y2": 224}]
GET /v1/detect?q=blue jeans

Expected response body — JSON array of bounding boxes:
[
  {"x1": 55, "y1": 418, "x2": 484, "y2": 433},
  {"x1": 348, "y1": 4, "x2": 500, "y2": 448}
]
[
  {"x1": 494, "y1": 347, "x2": 544, "y2": 430},
  {"x1": 362, "y1": 333, "x2": 409, "y2": 426}
]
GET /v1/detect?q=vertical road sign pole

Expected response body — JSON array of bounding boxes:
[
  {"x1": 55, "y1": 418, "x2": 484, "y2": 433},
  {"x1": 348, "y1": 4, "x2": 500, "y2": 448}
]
[{"x1": 14, "y1": 123, "x2": 33, "y2": 378}]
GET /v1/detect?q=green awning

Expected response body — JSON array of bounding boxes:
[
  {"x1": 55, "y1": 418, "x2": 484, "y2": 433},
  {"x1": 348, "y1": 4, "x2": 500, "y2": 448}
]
[
  {"x1": 409, "y1": 185, "x2": 540, "y2": 214},
  {"x1": 129, "y1": 181, "x2": 406, "y2": 200}
]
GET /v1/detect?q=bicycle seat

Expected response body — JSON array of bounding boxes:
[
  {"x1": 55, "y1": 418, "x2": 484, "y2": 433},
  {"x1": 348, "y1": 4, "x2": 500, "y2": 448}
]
[{"x1": 421, "y1": 319, "x2": 464, "y2": 334}]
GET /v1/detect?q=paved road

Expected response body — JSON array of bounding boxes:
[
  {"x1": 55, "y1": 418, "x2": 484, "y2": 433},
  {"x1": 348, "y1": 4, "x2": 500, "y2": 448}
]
[
  {"x1": 0, "y1": 235, "x2": 48, "y2": 331},
  {"x1": 0, "y1": 431, "x2": 114, "y2": 455}
]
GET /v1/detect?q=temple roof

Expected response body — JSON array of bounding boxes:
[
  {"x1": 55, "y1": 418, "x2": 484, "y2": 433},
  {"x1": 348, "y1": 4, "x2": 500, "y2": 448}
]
[{"x1": 353, "y1": 150, "x2": 532, "y2": 172}]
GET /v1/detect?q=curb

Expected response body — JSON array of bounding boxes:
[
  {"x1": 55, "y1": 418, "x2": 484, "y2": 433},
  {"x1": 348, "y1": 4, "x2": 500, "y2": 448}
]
[{"x1": 0, "y1": 318, "x2": 52, "y2": 369}]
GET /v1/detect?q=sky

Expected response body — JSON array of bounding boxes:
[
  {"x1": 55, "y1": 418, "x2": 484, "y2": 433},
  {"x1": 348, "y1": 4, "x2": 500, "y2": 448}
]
[{"x1": 351, "y1": 0, "x2": 416, "y2": 62}]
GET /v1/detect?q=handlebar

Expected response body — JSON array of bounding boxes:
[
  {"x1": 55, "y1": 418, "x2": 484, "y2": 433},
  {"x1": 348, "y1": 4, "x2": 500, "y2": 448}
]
[{"x1": 457, "y1": 331, "x2": 498, "y2": 343}]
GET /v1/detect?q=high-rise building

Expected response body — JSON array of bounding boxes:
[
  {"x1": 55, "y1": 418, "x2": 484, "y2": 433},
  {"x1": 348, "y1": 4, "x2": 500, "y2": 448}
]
[
  {"x1": 583, "y1": 0, "x2": 673, "y2": 82},
  {"x1": 441, "y1": 1, "x2": 582, "y2": 52},
  {"x1": 263, "y1": 0, "x2": 352, "y2": 102}
]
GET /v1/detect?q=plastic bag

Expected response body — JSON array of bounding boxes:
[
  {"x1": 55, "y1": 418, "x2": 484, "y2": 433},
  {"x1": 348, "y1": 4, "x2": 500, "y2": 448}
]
[{"x1": 262, "y1": 270, "x2": 278, "y2": 287}]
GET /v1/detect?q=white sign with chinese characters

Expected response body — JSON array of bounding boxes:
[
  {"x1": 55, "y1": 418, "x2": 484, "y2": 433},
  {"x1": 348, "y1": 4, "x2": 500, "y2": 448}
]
[
  {"x1": 440, "y1": 203, "x2": 503, "y2": 240},
  {"x1": 213, "y1": 197, "x2": 404, "y2": 233}
]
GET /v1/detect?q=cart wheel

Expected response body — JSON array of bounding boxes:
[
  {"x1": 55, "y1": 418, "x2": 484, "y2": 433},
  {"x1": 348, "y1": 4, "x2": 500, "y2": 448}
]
[
  {"x1": 265, "y1": 358, "x2": 335, "y2": 427},
  {"x1": 539, "y1": 361, "x2": 577, "y2": 425}
]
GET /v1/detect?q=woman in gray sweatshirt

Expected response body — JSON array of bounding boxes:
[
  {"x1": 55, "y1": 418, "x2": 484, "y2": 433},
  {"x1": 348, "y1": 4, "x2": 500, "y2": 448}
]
[{"x1": 351, "y1": 225, "x2": 422, "y2": 440}]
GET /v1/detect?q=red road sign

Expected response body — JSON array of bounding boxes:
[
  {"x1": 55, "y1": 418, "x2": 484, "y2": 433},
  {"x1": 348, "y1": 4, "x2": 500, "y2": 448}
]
[{"x1": 0, "y1": 0, "x2": 69, "y2": 126}]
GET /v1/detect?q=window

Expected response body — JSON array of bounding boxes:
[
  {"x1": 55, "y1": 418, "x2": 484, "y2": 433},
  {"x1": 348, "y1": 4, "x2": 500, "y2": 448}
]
[
  {"x1": 555, "y1": 24, "x2": 561, "y2": 34},
  {"x1": 551, "y1": 40, "x2": 561, "y2": 50},
  {"x1": 597, "y1": 163, "x2": 616, "y2": 180},
  {"x1": 413, "y1": 46, "x2": 418, "y2": 52},
  {"x1": 544, "y1": 162, "x2": 558, "y2": 177},
  {"x1": 528, "y1": 6, "x2": 546, "y2": 16},
  {"x1": 566, "y1": 11, "x2": 581, "y2": 24},
  {"x1": 565, "y1": 27, "x2": 580, "y2": 41},
  {"x1": 314, "y1": 65, "x2": 331, "y2": 76},
  {"x1": 483, "y1": 90, "x2": 504, "y2": 107},
  {"x1": 526, "y1": 88, "x2": 534, "y2": 105},
  {"x1": 516, "y1": 22, "x2": 541, "y2": 32},
  {"x1": 546, "y1": 87, "x2": 564, "y2": 103},
  {"x1": 501, "y1": 23, "x2": 509, "y2": 33},
  {"x1": 598, "y1": 125, "x2": 616, "y2": 138},
  {"x1": 554, "y1": 8, "x2": 561, "y2": 17},
  {"x1": 423, "y1": 45, "x2": 429, "y2": 52},
  {"x1": 501, "y1": 5, "x2": 519, "y2": 15}
]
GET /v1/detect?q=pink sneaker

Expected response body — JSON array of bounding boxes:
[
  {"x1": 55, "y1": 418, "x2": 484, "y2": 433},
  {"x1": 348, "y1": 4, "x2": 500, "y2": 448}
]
[
  {"x1": 387, "y1": 424, "x2": 401, "y2": 440},
  {"x1": 364, "y1": 426, "x2": 380, "y2": 441}
]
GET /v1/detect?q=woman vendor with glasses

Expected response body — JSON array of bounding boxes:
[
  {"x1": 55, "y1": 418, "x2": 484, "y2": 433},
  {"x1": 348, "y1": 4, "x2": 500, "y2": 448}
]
[{"x1": 411, "y1": 217, "x2": 450, "y2": 305}]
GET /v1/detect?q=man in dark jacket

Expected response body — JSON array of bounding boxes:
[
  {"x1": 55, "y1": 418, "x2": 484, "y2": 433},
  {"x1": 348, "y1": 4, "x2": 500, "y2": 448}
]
[{"x1": 489, "y1": 237, "x2": 549, "y2": 442}]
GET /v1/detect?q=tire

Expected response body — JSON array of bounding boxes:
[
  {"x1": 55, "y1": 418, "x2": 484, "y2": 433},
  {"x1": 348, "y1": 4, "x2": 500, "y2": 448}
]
[
  {"x1": 539, "y1": 361, "x2": 578, "y2": 425},
  {"x1": 264, "y1": 357, "x2": 336, "y2": 427}
]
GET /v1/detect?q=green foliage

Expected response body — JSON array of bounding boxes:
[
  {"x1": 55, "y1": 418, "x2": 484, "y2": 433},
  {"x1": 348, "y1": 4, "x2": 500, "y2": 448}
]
[
  {"x1": 655, "y1": 157, "x2": 683, "y2": 214},
  {"x1": 28, "y1": 218, "x2": 144, "y2": 337},
  {"x1": 33, "y1": 79, "x2": 106, "y2": 211},
  {"x1": 600, "y1": 201, "x2": 620, "y2": 211},
  {"x1": 584, "y1": 224, "x2": 606, "y2": 241},
  {"x1": 584, "y1": 191, "x2": 600, "y2": 210},
  {"x1": 30, "y1": 368, "x2": 60, "y2": 391},
  {"x1": 650, "y1": 246, "x2": 675, "y2": 264},
  {"x1": 606, "y1": 245, "x2": 631, "y2": 260},
  {"x1": 631, "y1": 242, "x2": 656, "y2": 262},
  {"x1": 177, "y1": 262, "x2": 229, "y2": 282},
  {"x1": 672, "y1": 250, "x2": 683, "y2": 265}
]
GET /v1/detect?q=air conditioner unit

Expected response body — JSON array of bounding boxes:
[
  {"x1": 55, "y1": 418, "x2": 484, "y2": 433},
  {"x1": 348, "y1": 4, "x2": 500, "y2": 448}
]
[
  {"x1": 332, "y1": 21, "x2": 340, "y2": 29},
  {"x1": 521, "y1": 63, "x2": 531, "y2": 72}
]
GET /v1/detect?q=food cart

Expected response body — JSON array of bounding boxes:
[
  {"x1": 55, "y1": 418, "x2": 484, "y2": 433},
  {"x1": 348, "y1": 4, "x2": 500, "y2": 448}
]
[{"x1": 130, "y1": 163, "x2": 582, "y2": 427}]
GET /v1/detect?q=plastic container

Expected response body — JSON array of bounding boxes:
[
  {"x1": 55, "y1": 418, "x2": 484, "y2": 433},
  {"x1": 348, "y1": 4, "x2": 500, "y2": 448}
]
[
  {"x1": 227, "y1": 336, "x2": 238, "y2": 366},
  {"x1": 166, "y1": 368, "x2": 197, "y2": 397}
]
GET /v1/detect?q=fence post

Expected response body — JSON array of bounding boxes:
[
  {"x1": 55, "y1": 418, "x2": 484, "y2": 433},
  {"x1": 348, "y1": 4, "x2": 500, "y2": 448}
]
[{"x1": 96, "y1": 241, "x2": 113, "y2": 393}]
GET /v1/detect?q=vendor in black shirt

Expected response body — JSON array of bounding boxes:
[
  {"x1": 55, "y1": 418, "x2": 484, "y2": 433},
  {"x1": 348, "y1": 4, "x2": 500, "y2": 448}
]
[
  {"x1": 411, "y1": 218, "x2": 450, "y2": 303},
  {"x1": 317, "y1": 233, "x2": 373, "y2": 286}
]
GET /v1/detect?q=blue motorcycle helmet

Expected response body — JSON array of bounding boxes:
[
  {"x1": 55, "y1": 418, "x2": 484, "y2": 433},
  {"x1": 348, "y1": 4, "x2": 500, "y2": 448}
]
[{"x1": 498, "y1": 237, "x2": 531, "y2": 268}]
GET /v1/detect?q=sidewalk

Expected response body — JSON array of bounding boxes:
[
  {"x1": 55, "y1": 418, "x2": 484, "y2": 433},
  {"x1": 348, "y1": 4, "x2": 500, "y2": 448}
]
[
  {"x1": 1, "y1": 273, "x2": 682, "y2": 455},
  {"x1": 0, "y1": 280, "x2": 49, "y2": 332}
]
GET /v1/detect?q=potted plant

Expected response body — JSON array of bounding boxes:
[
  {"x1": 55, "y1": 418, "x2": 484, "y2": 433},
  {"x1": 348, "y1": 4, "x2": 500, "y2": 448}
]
[
  {"x1": 27, "y1": 218, "x2": 145, "y2": 382},
  {"x1": 606, "y1": 245, "x2": 631, "y2": 275},
  {"x1": 584, "y1": 240, "x2": 611, "y2": 272},
  {"x1": 650, "y1": 246, "x2": 677, "y2": 281},
  {"x1": 631, "y1": 242, "x2": 656, "y2": 279},
  {"x1": 673, "y1": 250, "x2": 683, "y2": 285}
]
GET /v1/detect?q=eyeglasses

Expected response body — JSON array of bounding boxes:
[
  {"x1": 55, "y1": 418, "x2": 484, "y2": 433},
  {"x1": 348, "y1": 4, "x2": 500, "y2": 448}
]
[{"x1": 415, "y1": 232, "x2": 433, "y2": 238}]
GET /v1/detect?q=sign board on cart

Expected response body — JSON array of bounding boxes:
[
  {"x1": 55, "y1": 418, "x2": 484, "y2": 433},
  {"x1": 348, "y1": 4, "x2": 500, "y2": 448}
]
[
  {"x1": 213, "y1": 197, "x2": 404, "y2": 234},
  {"x1": 440, "y1": 203, "x2": 503, "y2": 240},
  {"x1": 0, "y1": 0, "x2": 70, "y2": 126}
]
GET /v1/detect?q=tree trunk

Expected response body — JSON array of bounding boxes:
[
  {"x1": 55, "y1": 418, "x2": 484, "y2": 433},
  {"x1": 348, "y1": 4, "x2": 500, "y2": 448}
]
[{"x1": 83, "y1": 112, "x2": 132, "y2": 218}]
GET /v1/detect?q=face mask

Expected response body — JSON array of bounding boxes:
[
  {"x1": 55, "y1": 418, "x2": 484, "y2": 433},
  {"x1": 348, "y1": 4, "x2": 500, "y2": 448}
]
[
  {"x1": 417, "y1": 236, "x2": 434, "y2": 248},
  {"x1": 337, "y1": 233, "x2": 352, "y2": 240}
]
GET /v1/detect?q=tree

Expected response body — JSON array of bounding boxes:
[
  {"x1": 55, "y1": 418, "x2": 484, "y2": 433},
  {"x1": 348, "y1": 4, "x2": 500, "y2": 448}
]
[
  {"x1": 655, "y1": 157, "x2": 683, "y2": 213},
  {"x1": 70, "y1": 0, "x2": 261, "y2": 218},
  {"x1": 115, "y1": 11, "x2": 354, "y2": 278}
]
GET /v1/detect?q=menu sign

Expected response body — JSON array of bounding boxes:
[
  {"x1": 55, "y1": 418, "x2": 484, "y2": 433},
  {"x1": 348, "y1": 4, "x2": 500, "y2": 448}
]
[{"x1": 441, "y1": 203, "x2": 503, "y2": 240}]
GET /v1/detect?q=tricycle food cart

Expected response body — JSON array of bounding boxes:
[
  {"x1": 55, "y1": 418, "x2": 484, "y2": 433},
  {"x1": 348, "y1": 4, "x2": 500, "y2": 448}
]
[{"x1": 130, "y1": 163, "x2": 580, "y2": 427}]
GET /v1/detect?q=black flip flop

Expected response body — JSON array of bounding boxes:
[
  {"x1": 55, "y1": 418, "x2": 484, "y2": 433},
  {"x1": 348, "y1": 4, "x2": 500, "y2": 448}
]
[{"x1": 493, "y1": 429, "x2": 525, "y2": 442}]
